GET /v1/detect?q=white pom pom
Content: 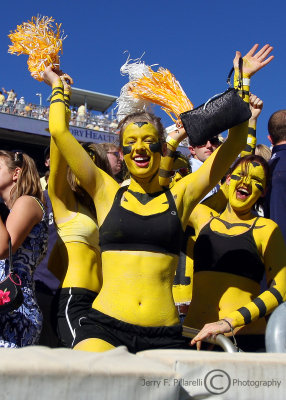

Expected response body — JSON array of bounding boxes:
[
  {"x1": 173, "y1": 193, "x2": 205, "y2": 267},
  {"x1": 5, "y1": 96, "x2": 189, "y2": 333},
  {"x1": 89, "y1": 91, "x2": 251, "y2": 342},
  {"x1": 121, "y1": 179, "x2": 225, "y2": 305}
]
[{"x1": 116, "y1": 54, "x2": 156, "y2": 121}]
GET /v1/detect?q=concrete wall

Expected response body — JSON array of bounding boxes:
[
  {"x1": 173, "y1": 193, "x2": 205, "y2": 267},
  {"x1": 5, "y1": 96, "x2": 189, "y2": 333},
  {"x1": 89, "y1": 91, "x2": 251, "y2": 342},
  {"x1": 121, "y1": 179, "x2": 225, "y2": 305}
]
[{"x1": 1, "y1": 346, "x2": 285, "y2": 400}]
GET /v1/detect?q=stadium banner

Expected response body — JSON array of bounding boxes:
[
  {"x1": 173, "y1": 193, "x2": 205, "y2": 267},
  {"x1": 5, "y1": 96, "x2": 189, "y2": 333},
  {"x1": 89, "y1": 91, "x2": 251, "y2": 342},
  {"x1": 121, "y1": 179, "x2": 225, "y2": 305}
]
[{"x1": 0, "y1": 112, "x2": 119, "y2": 144}]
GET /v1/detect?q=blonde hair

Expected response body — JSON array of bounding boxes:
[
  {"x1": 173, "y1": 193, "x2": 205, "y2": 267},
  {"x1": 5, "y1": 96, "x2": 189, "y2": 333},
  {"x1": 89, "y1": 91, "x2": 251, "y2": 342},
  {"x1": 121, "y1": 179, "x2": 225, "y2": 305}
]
[
  {"x1": 255, "y1": 144, "x2": 272, "y2": 162},
  {"x1": 0, "y1": 150, "x2": 44, "y2": 207}
]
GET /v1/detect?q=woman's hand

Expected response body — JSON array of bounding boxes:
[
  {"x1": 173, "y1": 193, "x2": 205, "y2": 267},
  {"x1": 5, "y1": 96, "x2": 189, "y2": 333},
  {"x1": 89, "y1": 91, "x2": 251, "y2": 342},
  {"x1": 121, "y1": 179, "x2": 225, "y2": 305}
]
[
  {"x1": 43, "y1": 65, "x2": 74, "y2": 87},
  {"x1": 233, "y1": 44, "x2": 274, "y2": 77},
  {"x1": 60, "y1": 74, "x2": 73, "y2": 94},
  {"x1": 190, "y1": 318, "x2": 233, "y2": 348},
  {"x1": 165, "y1": 119, "x2": 187, "y2": 144},
  {"x1": 249, "y1": 93, "x2": 263, "y2": 122}
]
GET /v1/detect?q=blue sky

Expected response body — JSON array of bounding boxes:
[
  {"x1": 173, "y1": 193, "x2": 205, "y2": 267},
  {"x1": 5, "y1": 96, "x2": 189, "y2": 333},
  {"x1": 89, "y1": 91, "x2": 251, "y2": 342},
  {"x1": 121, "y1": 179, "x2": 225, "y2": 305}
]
[{"x1": 1, "y1": 1, "x2": 286, "y2": 145}]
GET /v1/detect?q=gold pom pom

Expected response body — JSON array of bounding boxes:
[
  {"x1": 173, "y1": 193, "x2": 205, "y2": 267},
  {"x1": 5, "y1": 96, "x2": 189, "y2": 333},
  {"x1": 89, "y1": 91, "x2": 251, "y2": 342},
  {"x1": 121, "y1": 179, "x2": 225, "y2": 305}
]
[
  {"x1": 8, "y1": 16, "x2": 66, "y2": 81},
  {"x1": 129, "y1": 66, "x2": 193, "y2": 122}
]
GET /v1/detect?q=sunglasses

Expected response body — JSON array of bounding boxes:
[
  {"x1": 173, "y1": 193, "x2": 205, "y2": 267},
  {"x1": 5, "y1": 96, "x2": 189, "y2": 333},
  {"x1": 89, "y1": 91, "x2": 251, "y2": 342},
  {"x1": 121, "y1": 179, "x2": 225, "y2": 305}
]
[{"x1": 196, "y1": 138, "x2": 221, "y2": 148}]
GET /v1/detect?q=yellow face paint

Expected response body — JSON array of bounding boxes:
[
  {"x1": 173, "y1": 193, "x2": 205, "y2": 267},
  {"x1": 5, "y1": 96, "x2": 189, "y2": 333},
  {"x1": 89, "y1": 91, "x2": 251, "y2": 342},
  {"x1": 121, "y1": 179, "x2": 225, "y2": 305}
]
[
  {"x1": 122, "y1": 122, "x2": 161, "y2": 179},
  {"x1": 228, "y1": 162, "x2": 266, "y2": 212}
]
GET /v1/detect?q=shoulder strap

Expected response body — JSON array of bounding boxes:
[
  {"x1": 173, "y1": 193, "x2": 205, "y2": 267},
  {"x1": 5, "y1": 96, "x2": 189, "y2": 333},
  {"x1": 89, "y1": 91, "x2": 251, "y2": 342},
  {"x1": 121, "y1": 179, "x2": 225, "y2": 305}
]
[
  {"x1": 165, "y1": 189, "x2": 177, "y2": 211},
  {"x1": 115, "y1": 186, "x2": 128, "y2": 206},
  {"x1": 32, "y1": 196, "x2": 45, "y2": 211},
  {"x1": 31, "y1": 196, "x2": 46, "y2": 220},
  {"x1": 8, "y1": 238, "x2": 14, "y2": 274}
]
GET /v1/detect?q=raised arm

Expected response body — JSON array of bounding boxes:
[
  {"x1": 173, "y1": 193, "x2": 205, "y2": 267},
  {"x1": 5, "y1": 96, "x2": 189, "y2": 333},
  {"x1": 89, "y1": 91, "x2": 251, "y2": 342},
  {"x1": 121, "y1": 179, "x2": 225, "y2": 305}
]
[
  {"x1": 240, "y1": 93, "x2": 263, "y2": 157},
  {"x1": 48, "y1": 81, "x2": 76, "y2": 222},
  {"x1": 173, "y1": 44, "x2": 273, "y2": 228},
  {"x1": 43, "y1": 66, "x2": 119, "y2": 225}
]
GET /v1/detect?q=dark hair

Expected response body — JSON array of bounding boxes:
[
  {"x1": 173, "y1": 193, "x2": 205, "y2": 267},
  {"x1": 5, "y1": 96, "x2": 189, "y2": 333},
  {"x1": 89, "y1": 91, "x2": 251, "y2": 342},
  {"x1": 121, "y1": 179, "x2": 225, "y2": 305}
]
[
  {"x1": 117, "y1": 111, "x2": 165, "y2": 149},
  {"x1": 66, "y1": 142, "x2": 113, "y2": 218},
  {"x1": 44, "y1": 146, "x2": 50, "y2": 161},
  {"x1": 268, "y1": 110, "x2": 286, "y2": 145},
  {"x1": 0, "y1": 150, "x2": 44, "y2": 207},
  {"x1": 228, "y1": 155, "x2": 270, "y2": 209}
]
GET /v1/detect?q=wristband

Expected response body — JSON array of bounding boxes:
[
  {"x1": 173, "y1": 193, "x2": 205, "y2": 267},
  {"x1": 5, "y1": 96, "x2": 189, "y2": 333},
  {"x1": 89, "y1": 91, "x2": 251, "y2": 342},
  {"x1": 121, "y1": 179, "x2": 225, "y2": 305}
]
[
  {"x1": 242, "y1": 78, "x2": 250, "y2": 86},
  {"x1": 166, "y1": 135, "x2": 179, "y2": 149}
]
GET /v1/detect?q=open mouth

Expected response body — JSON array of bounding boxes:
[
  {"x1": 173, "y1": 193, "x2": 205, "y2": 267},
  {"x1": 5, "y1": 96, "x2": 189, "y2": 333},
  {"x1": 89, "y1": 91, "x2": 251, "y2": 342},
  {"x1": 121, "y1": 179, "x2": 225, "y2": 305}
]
[
  {"x1": 133, "y1": 155, "x2": 150, "y2": 168},
  {"x1": 236, "y1": 187, "x2": 250, "y2": 200}
]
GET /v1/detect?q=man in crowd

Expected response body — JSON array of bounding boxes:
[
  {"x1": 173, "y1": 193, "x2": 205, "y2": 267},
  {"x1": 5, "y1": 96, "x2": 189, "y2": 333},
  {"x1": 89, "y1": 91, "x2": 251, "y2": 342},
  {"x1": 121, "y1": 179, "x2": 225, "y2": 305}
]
[
  {"x1": 188, "y1": 136, "x2": 222, "y2": 200},
  {"x1": 264, "y1": 110, "x2": 286, "y2": 243},
  {"x1": 2, "y1": 88, "x2": 16, "y2": 109}
]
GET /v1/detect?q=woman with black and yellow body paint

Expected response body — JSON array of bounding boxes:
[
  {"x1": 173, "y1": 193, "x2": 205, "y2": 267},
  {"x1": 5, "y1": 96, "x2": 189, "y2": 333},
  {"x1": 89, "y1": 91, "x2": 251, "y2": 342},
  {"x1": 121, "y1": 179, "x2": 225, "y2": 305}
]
[
  {"x1": 48, "y1": 78, "x2": 112, "y2": 347},
  {"x1": 188, "y1": 155, "x2": 286, "y2": 351},
  {"x1": 170, "y1": 94, "x2": 263, "y2": 319},
  {"x1": 43, "y1": 44, "x2": 273, "y2": 353}
]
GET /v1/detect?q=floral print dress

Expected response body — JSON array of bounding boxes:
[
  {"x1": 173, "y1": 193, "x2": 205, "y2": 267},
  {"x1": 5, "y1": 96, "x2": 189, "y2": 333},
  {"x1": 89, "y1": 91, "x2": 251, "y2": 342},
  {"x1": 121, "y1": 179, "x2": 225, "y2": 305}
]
[{"x1": 0, "y1": 198, "x2": 48, "y2": 348}]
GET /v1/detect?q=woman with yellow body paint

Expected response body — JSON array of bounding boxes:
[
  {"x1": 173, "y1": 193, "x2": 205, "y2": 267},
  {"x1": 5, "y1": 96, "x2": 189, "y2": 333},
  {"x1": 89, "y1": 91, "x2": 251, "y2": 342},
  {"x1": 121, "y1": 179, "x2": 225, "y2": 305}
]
[
  {"x1": 171, "y1": 93, "x2": 264, "y2": 321},
  {"x1": 48, "y1": 78, "x2": 113, "y2": 347},
  {"x1": 188, "y1": 155, "x2": 286, "y2": 351},
  {"x1": 43, "y1": 44, "x2": 273, "y2": 353}
]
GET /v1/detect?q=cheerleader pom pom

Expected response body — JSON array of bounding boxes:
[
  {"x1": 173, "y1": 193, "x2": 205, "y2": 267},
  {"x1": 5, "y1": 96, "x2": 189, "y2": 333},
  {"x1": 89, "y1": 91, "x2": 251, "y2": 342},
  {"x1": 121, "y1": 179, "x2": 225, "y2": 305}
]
[
  {"x1": 129, "y1": 66, "x2": 194, "y2": 122},
  {"x1": 8, "y1": 16, "x2": 66, "y2": 81}
]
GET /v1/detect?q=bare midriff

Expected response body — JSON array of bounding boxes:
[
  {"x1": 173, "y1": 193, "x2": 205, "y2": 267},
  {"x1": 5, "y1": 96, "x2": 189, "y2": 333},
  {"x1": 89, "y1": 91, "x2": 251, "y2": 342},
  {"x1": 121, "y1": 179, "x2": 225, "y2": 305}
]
[{"x1": 93, "y1": 250, "x2": 180, "y2": 326}]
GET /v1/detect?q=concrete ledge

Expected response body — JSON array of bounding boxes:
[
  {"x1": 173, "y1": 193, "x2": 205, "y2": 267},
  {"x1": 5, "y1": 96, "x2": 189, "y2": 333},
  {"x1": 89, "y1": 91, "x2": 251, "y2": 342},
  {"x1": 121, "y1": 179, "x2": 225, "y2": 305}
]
[
  {"x1": 139, "y1": 350, "x2": 286, "y2": 399},
  {"x1": 1, "y1": 346, "x2": 286, "y2": 400},
  {"x1": 0, "y1": 346, "x2": 178, "y2": 400}
]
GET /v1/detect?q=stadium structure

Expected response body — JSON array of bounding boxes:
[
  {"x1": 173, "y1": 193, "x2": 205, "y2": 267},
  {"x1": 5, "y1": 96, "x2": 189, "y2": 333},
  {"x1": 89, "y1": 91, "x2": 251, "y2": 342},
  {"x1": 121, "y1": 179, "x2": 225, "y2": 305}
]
[{"x1": 0, "y1": 87, "x2": 118, "y2": 174}]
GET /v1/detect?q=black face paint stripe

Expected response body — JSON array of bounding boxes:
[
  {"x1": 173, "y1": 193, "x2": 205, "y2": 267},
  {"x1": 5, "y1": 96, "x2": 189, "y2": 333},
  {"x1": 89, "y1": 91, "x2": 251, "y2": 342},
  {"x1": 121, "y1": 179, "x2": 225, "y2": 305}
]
[
  {"x1": 122, "y1": 145, "x2": 132, "y2": 155},
  {"x1": 255, "y1": 183, "x2": 264, "y2": 192},
  {"x1": 251, "y1": 161, "x2": 261, "y2": 167},
  {"x1": 149, "y1": 142, "x2": 161, "y2": 154},
  {"x1": 134, "y1": 122, "x2": 148, "y2": 128},
  {"x1": 231, "y1": 174, "x2": 241, "y2": 181}
]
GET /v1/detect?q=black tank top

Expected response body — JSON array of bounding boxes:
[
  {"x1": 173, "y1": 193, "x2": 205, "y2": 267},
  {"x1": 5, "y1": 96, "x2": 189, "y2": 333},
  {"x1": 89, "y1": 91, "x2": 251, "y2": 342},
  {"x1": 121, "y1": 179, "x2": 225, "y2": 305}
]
[
  {"x1": 99, "y1": 186, "x2": 184, "y2": 255},
  {"x1": 194, "y1": 217, "x2": 265, "y2": 283}
]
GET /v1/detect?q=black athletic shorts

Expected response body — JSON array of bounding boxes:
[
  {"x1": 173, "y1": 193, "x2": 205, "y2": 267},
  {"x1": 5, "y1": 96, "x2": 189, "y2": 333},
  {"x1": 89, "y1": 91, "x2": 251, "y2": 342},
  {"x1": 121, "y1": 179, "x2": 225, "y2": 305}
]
[
  {"x1": 55, "y1": 287, "x2": 98, "y2": 348},
  {"x1": 73, "y1": 308, "x2": 191, "y2": 352}
]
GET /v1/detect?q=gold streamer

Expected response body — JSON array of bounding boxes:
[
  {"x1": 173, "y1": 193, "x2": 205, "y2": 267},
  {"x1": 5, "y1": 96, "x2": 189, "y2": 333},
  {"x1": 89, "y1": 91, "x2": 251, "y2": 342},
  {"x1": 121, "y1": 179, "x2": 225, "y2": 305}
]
[
  {"x1": 8, "y1": 16, "x2": 65, "y2": 81},
  {"x1": 129, "y1": 66, "x2": 193, "y2": 122}
]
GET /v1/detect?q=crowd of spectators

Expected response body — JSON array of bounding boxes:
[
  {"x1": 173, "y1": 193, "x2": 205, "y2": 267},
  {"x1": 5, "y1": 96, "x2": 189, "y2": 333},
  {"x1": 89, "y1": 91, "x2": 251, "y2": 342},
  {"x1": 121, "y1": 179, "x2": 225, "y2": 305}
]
[{"x1": 0, "y1": 88, "x2": 119, "y2": 134}]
